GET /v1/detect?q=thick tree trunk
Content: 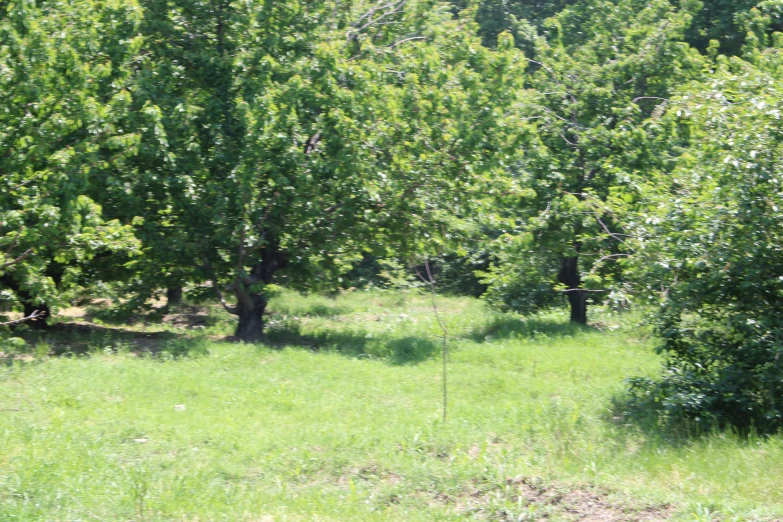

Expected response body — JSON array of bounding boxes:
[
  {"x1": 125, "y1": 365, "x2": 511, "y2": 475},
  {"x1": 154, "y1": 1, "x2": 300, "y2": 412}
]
[
  {"x1": 166, "y1": 286, "x2": 183, "y2": 307},
  {"x1": 558, "y1": 255, "x2": 588, "y2": 325},
  {"x1": 230, "y1": 242, "x2": 287, "y2": 342},
  {"x1": 235, "y1": 294, "x2": 267, "y2": 342},
  {"x1": 566, "y1": 288, "x2": 587, "y2": 324}
]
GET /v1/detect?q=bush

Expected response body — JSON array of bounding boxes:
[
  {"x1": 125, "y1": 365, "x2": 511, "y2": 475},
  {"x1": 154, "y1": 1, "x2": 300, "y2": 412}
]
[
  {"x1": 626, "y1": 59, "x2": 783, "y2": 432},
  {"x1": 478, "y1": 249, "x2": 563, "y2": 315}
]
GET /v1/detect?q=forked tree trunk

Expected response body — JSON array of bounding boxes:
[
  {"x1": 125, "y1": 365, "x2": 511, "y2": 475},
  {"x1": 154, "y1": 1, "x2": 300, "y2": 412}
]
[{"x1": 559, "y1": 255, "x2": 588, "y2": 325}]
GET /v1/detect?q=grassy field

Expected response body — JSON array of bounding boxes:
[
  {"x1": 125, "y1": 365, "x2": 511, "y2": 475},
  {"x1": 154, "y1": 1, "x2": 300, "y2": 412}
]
[{"x1": 1, "y1": 291, "x2": 782, "y2": 521}]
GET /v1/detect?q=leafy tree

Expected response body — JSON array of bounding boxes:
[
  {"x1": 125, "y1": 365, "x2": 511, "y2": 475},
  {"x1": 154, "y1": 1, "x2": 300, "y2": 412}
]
[
  {"x1": 105, "y1": 1, "x2": 528, "y2": 341},
  {"x1": 481, "y1": 0, "x2": 705, "y2": 323},
  {"x1": 0, "y1": 0, "x2": 141, "y2": 326},
  {"x1": 683, "y1": 0, "x2": 783, "y2": 56},
  {"x1": 448, "y1": 0, "x2": 576, "y2": 49},
  {"x1": 627, "y1": 43, "x2": 783, "y2": 431}
]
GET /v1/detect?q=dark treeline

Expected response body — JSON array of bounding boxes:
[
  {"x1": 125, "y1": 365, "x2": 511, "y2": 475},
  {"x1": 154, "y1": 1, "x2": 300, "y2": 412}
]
[{"x1": 2, "y1": 0, "x2": 783, "y2": 430}]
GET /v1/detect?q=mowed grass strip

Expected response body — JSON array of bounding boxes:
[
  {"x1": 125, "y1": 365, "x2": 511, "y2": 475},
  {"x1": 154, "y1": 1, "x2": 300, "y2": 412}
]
[{"x1": 1, "y1": 292, "x2": 782, "y2": 521}]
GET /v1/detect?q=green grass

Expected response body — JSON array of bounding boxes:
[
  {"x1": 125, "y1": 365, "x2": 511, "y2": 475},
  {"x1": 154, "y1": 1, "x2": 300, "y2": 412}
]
[{"x1": 1, "y1": 290, "x2": 782, "y2": 521}]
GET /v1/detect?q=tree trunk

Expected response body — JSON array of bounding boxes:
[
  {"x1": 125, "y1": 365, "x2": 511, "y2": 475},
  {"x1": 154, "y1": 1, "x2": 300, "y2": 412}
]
[
  {"x1": 166, "y1": 286, "x2": 183, "y2": 307},
  {"x1": 235, "y1": 293, "x2": 267, "y2": 342},
  {"x1": 231, "y1": 243, "x2": 287, "y2": 342},
  {"x1": 558, "y1": 255, "x2": 588, "y2": 325},
  {"x1": 566, "y1": 288, "x2": 587, "y2": 324}
]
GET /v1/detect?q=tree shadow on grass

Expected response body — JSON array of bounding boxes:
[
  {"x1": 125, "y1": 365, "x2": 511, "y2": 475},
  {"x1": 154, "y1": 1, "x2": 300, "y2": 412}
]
[
  {"x1": 469, "y1": 315, "x2": 592, "y2": 343},
  {"x1": 262, "y1": 321, "x2": 438, "y2": 365},
  {"x1": 600, "y1": 389, "x2": 752, "y2": 448},
  {"x1": 15, "y1": 322, "x2": 189, "y2": 356},
  {"x1": 272, "y1": 302, "x2": 351, "y2": 319}
]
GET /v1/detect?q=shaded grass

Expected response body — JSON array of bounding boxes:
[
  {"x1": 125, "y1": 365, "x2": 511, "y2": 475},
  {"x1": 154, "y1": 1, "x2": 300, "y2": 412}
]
[{"x1": 1, "y1": 291, "x2": 782, "y2": 520}]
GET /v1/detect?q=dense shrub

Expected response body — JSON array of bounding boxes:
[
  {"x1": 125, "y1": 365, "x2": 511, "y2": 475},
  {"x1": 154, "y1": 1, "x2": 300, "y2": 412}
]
[{"x1": 627, "y1": 53, "x2": 783, "y2": 432}]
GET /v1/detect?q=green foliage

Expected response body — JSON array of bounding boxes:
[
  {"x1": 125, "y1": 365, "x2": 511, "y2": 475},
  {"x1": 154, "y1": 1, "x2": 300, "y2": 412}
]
[
  {"x1": 626, "y1": 46, "x2": 783, "y2": 431},
  {"x1": 5, "y1": 0, "x2": 783, "y2": 434},
  {"x1": 0, "y1": 0, "x2": 141, "y2": 319},
  {"x1": 479, "y1": 243, "x2": 563, "y2": 314},
  {"x1": 482, "y1": 0, "x2": 705, "y2": 322},
  {"x1": 449, "y1": 0, "x2": 576, "y2": 50},
  {"x1": 74, "y1": 0, "x2": 531, "y2": 339},
  {"x1": 433, "y1": 251, "x2": 490, "y2": 297},
  {"x1": 455, "y1": 0, "x2": 783, "y2": 56},
  {"x1": 683, "y1": 0, "x2": 783, "y2": 56}
]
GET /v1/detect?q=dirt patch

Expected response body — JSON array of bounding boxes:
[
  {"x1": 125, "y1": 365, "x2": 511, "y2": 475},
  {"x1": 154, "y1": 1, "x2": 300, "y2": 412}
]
[
  {"x1": 161, "y1": 312, "x2": 211, "y2": 328},
  {"x1": 448, "y1": 477, "x2": 673, "y2": 521},
  {"x1": 0, "y1": 352, "x2": 34, "y2": 363}
]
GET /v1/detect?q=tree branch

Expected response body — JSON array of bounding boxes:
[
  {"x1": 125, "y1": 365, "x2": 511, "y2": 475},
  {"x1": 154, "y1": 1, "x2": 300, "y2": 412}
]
[
  {"x1": 632, "y1": 96, "x2": 669, "y2": 103},
  {"x1": 388, "y1": 36, "x2": 425, "y2": 49},
  {"x1": 213, "y1": 281, "x2": 238, "y2": 315},
  {"x1": 348, "y1": 0, "x2": 406, "y2": 39},
  {"x1": 0, "y1": 310, "x2": 40, "y2": 327},
  {"x1": 2, "y1": 248, "x2": 34, "y2": 270}
]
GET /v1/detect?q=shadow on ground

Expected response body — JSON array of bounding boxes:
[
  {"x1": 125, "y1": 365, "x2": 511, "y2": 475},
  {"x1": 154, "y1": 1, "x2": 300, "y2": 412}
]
[
  {"x1": 13, "y1": 322, "x2": 200, "y2": 357},
  {"x1": 262, "y1": 321, "x2": 438, "y2": 365},
  {"x1": 468, "y1": 315, "x2": 591, "y2": 343},
  {"x1": 602, "y1": 389, "x2": 767, "y2": 448},
  {"x1": 87, "y1": 303, "x2": 218, "y2": 330}
]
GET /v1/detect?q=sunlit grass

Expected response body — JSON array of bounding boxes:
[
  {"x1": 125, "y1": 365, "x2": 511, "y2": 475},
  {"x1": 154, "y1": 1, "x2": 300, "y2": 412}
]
[{"x1": 1, "y1": 291, "x2": 781, "y2": 520}]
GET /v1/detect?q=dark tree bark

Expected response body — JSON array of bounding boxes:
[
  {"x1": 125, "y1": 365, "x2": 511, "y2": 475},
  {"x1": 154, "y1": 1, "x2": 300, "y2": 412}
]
[
  {"x1": 235, "y1": 292, "x2": 267, "y2": 342},
  {"x1": 166, "y1": 286, "x2": 183, "y2": 308},
  {"x1": 232, "y1": 243, "x2": 287, "y2": 342},
  {"x1": 558, "y1": 255, "x2": 587, "y2": 324}
]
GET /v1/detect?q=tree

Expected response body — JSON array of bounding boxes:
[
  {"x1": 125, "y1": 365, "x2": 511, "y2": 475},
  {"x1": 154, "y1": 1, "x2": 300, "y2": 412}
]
[
  {"x1": 481, "y1": 0, "x2": 705, "y2": 323},
  {"x1": 682, "y1": 0, "x2": 783, "y2": 56},
  {"x1": 102, "y1": 0, "x2": 528, "y2": 341},
  {"x1": 448, "y1": 0, "x2": 577, "y2": 49},
  {"x1": 626, "y1": 42, "x2": 783, "y2": 431},
  {"x1": 0, "y1": 0, "x2": 141, "y2": 326}
]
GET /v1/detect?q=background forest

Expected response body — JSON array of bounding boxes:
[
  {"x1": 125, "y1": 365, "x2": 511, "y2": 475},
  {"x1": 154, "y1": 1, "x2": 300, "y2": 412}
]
[{"x1": 3, "y1": 0, "x2": 783, "y2": 462}]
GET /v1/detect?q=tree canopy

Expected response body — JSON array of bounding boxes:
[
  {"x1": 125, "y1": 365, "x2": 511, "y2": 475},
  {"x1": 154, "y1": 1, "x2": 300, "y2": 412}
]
[{"x1": 3, "y1": 0, "x2": 783, "y2": 430}]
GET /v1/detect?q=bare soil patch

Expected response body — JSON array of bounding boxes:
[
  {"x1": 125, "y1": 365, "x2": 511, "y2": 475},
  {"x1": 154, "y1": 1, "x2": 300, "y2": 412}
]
[{"x1": 451, "y1": 476, "x2": 673, "y2": 521}]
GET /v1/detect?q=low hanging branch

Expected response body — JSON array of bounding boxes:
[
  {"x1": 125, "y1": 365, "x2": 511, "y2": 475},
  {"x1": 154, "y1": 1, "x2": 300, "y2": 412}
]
[{"x1": 201, "y1": 261, "x2": 238, "y2": 315}]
